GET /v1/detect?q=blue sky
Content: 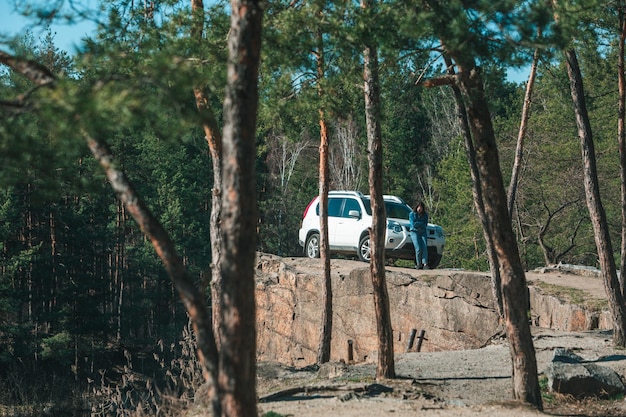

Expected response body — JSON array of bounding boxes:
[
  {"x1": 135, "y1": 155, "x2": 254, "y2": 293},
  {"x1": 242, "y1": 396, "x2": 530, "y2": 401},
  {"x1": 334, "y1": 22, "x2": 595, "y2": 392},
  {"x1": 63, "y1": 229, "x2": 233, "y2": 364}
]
[{"x1": 0, "y1": 1, "x2": 98, "y2": 54}]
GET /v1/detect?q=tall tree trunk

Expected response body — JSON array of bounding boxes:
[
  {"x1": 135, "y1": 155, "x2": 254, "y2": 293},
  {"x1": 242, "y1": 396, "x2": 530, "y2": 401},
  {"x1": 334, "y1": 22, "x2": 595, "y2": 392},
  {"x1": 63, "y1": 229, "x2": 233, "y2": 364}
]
[
  {"x1": 619, "y1": 5, "x2": 626, "y2": 294},
  {"x1": 115, "y1": 200, "x2": 125, "y2": 343},
  {"x1": 316, "y1": 26, "x2": 332, "y2": 365},
  {"x1": 191, "y1": 0, "x2": 224, "y2": 349},
  {"x1": 26, "y1": 183, "x2": 33, "y2": 324},
  {"x1": 362, "y1": 0, "x2": 395, "y2": 379},
  {"x1": 442, "y1": 54, "x2": 503, "y2": 317},
  {"x1": 49, "y1": 209, "x2": 57, "y2": 313},
  {"x1": 508, "y1": 45, "x2": 539, "y2": 219},
  {"x1": 218, "y1": 0, "x2": 262, "y2": 415},
  {"x1": 565, "y1": 48, "x2": 626, "y2": 347},
  {"x1": 454, "y1": 59, "x2": 542, "y2": 409},
  {"x1": 85, "y1": 134, "x2": 221, "y2": 416}
]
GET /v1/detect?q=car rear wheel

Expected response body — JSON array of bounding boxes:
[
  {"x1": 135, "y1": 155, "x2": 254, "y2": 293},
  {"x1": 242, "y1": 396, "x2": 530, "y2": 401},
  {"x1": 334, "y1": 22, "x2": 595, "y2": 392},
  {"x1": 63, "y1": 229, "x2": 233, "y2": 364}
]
[
  {"x1": 305, "y1": 233, "x2": 320, "y2": 258},
  {"x1": 357, "y1": 235, "x2": 371, "y2": 262}
]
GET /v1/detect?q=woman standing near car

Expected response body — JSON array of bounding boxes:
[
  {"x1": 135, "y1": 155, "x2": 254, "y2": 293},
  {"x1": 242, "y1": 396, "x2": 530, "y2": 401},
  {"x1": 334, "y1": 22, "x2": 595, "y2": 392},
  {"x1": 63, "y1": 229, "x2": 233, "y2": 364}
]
[{"x1": 410, "y1": 201, "x2": 429, "y2": 269}]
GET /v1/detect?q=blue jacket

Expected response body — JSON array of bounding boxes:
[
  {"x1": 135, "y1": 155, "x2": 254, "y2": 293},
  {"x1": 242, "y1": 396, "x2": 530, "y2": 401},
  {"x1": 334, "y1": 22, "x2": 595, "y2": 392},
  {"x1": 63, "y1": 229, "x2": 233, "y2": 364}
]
[{"x1": 409, "y1": 211, "x2": 428, "y2": 234}]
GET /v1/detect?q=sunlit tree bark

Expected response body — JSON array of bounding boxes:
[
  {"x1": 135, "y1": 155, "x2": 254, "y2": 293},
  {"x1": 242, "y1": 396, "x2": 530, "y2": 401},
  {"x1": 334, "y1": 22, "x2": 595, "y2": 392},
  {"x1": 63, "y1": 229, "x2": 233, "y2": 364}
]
[
  {"x1": 315, "y1": 24, "x2": 333, "y2": 365},
  {"x1": 454, "y1": 58, "x2": 541, "y2": 409},
  {"x1": 508, "y1": 44, "x2": 539, "y2": 219},
  {"x1": 564, "y1": 48, "x2": 626, "y2": 347},
  {"x1": 618, "y1": 3, "x2": 626, "y2": 294},
  {"x1": 84, "y1": 133, "x2": 221, "y2": 416},
  {"x1": 362, "y1": 0, "x2": 395, "y2": 380},
  {"x1": 218, "y1": 0, "x2": 263, "y2": 414},
  {"x1": 439, "y1": 54, "x2": 503, "y2": 317},
  {"x1": 191, "y1": 0, "x2": 224, "y2": 348}
]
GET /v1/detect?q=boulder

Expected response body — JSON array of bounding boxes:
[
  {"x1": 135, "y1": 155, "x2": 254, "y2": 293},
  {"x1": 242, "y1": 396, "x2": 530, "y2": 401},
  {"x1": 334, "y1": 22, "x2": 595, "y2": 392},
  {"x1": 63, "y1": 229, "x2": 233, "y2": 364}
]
[{"x1": 545, "y1": 348, "x2": 625, "y2": 398}]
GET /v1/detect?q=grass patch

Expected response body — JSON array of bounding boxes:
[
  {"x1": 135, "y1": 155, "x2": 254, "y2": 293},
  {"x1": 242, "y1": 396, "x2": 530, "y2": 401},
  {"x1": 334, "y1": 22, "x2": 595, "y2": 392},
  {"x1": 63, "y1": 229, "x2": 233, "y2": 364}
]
[
  {"x1": 262, "y1": 412, "x2": 293, "y2": 417},
  {"x1": 393, "y1": 259, "x2": 414, "y2": 268},
  {"x1": 539, "y1": 375, "x2": 556, "y2": 404},
  {"x1": 532, "y1": 281, "x2": 608, "y2": 311},
  {"x1": 339, "y1": 375, "x2": 376, "y2": 384}
]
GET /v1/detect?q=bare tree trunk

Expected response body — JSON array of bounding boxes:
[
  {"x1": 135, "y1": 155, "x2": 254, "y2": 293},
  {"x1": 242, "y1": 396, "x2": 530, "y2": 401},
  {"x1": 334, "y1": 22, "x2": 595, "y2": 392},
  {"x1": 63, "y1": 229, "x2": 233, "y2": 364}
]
[
  {"x1": 619, "y1": 5, "x2": 626, "y2": 294},
  {"x1": 565, "y1": 48, "x2": 626, "y2": 347},
  {"x1": 362, "y1": 1, "x2": 395, "y2": 378},
  {"x1": 218, "y1": 0, "x2": 262, "y2": 415},
  {"x1": 85, "y1": 134, "x2": 221, "y2": 416},
  {"x1": 508, "y1": 46, "x2": 539, "y2": 219},
  {"x1": 316, "y1": 27, "x2": 333, "y2": 365},
  {"x1": 317, "y1": 116, "x2": 332, "y2": 364},
  {"x1": 454, "y1": 59, "x2": 542, "y2": 409},
  {"x1": 26, "y1": 183, "x2": 34, "y2": 324},
  {"x1": 191, "y1": 0, "x2": 224, "y2": 349},
  {"x1": 441, "y1": 54, "x2": 503, "y2": 317},
  {"x1": 115, "y1": 200, "x2": 125, "y2": 342}
]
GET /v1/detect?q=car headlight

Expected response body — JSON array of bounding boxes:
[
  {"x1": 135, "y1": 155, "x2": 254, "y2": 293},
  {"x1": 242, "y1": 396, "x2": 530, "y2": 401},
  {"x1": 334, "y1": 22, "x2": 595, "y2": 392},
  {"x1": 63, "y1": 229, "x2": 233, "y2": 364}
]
[{"x1": 387, "y1": 220, "x2": 402, "y2": 233}]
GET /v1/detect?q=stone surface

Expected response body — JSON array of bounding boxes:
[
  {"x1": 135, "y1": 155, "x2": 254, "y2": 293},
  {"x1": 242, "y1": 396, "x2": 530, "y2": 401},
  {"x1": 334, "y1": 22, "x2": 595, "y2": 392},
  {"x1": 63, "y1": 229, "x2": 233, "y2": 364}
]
[
  {"x1": 545, "y1": 348, "x2": 625, "y2": 398},
  {"x1": 528, "y1": 283, "x2": 612, "y2": 331},
  {"x1": 255, "y1": 254, "x2": 502, "y2": 365},
  {"x1": 254, "y1": 253, "x2": 613, "y2": 366}
]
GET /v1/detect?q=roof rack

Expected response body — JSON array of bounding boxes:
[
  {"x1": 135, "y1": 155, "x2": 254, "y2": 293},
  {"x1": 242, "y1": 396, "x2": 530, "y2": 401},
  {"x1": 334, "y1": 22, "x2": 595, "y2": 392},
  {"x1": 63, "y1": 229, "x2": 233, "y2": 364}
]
[
  {"x1": 327, "y1": 191, "x2": 407, "y2": 205},
  {"x1": 328, "y1": 190, "x2": 365, "y2": 197}
]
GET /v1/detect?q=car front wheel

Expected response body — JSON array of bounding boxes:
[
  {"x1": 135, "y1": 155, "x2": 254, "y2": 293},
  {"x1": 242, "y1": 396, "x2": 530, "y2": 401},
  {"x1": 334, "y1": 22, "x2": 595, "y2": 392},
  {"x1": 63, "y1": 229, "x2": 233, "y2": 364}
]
[
  {"x1": 427, "y1": 247, "x2": 441, "y2": 269},
  {"x1": 357, "y1": 235, "x2": 371, "y2": 262},
  {"x1": 305, "y1": 233, "x2": 320, "y2": 258}
]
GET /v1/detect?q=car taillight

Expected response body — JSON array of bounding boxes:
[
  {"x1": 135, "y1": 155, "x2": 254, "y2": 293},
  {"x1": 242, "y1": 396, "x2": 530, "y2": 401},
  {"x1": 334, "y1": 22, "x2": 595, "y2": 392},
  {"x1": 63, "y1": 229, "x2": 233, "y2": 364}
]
[{"x1": 302, "y1": 198, "x2": 316, "y2": 219}]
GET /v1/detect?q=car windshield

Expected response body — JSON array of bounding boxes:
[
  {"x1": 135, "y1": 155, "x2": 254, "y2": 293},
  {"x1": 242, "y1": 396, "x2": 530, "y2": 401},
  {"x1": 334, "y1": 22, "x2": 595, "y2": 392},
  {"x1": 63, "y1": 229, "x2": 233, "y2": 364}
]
[{"x1": 363, "y1": 198, "x2": 412, "y2": 220}]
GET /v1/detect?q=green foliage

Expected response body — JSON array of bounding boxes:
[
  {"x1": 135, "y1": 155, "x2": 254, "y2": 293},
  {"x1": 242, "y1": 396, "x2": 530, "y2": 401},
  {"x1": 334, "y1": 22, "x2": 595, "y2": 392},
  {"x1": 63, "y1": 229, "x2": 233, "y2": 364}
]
[
  {"x1": 538, "y1": 375, "x2": 556, "y2": 404},
  {"x1": 0, "y1": 12, "x2": 213, "y2": 384},
  {"x1": 261, "y1": 412, "x2": 292, "y2": 417},
  {"x1": 433, "y1": 145, "x2": 488, "y2": 270},
  {"x1": 380, "y1": 64, "x2": 431, "y2": 200},
  {"x1": 40, "y1": 332, "x2": 72, "y2": 361}
]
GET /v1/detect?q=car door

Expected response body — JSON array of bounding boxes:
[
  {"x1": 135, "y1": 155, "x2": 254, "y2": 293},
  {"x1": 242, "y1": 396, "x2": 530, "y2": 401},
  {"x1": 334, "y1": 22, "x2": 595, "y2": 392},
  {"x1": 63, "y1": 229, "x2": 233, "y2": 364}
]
[
  {"x1": 333, "y1": 197, "x2": 363, "y2": 249},
  {"x1": 324, "y1": 197, "x2": 344, "y2": 250}
]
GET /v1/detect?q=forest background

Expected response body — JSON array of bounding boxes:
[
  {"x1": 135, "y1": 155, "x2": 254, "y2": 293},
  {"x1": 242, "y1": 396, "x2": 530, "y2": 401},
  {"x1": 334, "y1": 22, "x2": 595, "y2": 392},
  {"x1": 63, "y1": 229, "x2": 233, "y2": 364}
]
[{"x1": 0, "y1": 0, "x2": 623, "y2": 414}]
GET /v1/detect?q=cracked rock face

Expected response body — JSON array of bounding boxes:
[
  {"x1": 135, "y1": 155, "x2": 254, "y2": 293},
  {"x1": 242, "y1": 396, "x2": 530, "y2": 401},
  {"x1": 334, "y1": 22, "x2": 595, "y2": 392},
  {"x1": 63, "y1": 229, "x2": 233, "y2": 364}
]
[
  {"x1": 545, "y1": 348, "x2": 625, "y2": 398},
  {"x1": 255, "y1": 254, "x2": 503, "y2": 366}
]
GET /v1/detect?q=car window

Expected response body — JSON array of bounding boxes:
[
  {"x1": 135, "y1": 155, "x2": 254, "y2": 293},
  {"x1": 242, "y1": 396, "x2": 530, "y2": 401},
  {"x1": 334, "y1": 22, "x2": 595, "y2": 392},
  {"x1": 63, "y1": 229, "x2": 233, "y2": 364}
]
[
  {"x1": 386, "y1": 202, "x2": 411, "y2": 220},
  {"x1": 361, "y1": 198, "x2": 373, "y2": 216},
  {"x1": 364, "y1": 198, "x2": 411, "y2": 218},
  {"x1": 342, "y1": 198, "x2": 361, "y2": 218},
  {"x1": 329, "y1": 198, "x2": 343, "y2": 217},
  {"x1": 316, "y1": 198, "x2": 345, "y2": 217}
]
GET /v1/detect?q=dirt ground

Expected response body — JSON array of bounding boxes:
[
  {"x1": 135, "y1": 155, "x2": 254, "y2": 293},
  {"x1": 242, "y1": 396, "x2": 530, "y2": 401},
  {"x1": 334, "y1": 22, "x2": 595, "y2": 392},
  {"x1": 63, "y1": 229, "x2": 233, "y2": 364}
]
[{"x1": 255, "y1": 264, "x2": 626, "y2": 417}]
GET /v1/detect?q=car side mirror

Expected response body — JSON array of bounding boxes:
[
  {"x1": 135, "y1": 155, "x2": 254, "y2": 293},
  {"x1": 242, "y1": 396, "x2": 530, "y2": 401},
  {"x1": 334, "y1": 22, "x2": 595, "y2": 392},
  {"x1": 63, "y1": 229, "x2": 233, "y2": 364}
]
[{"x1": 348, "y1": 210, "x2": 360, "y2": 219}]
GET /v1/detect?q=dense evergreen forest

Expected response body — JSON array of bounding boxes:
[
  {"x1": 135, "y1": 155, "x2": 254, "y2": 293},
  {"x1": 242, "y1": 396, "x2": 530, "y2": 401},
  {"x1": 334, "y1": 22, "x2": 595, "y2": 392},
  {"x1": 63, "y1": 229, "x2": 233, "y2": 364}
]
[{"x1": 1, "y1": 0, "x2": 625, "y2": 415}]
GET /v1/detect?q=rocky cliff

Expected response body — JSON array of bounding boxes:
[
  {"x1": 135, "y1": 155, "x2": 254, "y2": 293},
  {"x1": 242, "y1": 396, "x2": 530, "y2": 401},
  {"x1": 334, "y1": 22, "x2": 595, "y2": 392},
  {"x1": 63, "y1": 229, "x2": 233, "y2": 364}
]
[{"x1": 255, "y1": 253, "x2": 610, "y2": 366}]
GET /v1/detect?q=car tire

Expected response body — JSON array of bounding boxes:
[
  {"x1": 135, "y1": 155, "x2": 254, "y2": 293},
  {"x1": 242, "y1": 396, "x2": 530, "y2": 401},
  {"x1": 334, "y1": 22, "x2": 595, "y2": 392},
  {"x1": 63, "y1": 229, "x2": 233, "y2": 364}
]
[
  {"x1": 305, "y1": 233, "x2": 321, "y2": 259},
  {"x1": 427, "y1": 257, "x2": 441, "y2": 269},
  {"x1": 427, "y1": 247, "x2": 441, "y2": 269},
  {"x1": 357, "y1": 235, "x2": 371, "y2": 262}
]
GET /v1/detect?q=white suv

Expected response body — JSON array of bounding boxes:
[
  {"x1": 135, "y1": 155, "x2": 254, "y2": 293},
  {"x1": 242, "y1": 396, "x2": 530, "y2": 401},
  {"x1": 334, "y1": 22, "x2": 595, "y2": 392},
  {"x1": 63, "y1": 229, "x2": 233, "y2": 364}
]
[{"x1": 298, "y1": 191, "x2": 445, "y2": 268}]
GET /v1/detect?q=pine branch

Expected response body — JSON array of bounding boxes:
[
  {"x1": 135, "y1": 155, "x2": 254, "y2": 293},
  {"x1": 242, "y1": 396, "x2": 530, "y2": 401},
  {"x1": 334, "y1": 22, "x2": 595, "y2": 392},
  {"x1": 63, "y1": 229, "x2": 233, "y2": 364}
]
[{"x1": 0, "y1": 50, "x2": 56, "y2": 86}]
